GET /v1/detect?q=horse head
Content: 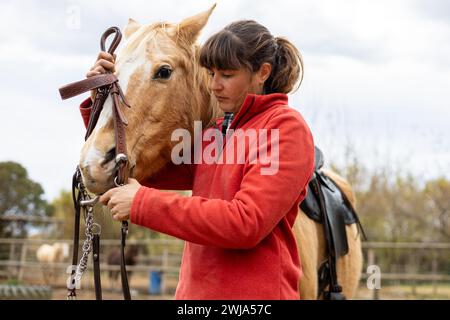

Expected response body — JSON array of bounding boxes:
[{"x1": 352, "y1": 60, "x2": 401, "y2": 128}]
[{"x1": 79, "y1": 5, "x2": 218, "y2": 194}]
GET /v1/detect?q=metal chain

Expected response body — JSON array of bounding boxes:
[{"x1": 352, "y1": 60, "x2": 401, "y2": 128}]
[{"x1": 74, "y1": 184, "x2": 100, "y2": 288}]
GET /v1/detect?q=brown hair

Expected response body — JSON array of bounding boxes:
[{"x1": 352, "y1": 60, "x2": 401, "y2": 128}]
[{"x1": 199, "y1": 20, "x2": 304, "y2": 94}]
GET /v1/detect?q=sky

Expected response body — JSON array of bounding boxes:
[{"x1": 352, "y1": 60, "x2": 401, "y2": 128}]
[{"x1": 0, "y1": 0, "x2": 449, "y2": 201}]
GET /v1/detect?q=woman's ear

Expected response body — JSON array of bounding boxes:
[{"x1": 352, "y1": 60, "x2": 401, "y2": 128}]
[{"x1": 258, "y1": 63, "x2": 272, "y2": 84}]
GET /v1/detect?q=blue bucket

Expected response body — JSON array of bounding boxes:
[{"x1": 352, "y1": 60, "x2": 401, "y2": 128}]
[{"x1": 148, "y1": 271, "x2": 162, "y2": 295}]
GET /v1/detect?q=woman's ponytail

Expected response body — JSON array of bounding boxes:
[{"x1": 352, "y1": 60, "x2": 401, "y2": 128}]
[{"x1": 265, "y1": 37, "x2": 304, "y2": 94}]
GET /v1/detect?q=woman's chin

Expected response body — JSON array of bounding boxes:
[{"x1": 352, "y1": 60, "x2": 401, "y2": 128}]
[{"x1": 218, "y1": 102, "x2": 237, "y2": 113}]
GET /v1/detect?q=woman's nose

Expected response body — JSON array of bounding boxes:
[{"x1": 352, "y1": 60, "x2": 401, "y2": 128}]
[{"x1": 209, "y1": 76, "x2": 223, "y2": 91}]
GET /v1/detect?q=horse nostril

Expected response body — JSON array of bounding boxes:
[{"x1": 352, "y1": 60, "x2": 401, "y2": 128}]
[{"x1": 101, "y1": 147, "x2": 116, "y2": 166}]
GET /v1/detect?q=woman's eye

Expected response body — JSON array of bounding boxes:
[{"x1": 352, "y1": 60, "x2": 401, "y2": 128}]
[{"x1": 153, "y1": 66, "x2": 172, "y2": 80}]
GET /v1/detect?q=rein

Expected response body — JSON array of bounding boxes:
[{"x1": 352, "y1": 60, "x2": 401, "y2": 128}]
[{"x1": 59, "y1": 27, "x2": 131, "y2": 300}]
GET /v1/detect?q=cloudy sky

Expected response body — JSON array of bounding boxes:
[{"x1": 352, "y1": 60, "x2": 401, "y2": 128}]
[{"x1": 0, "y1": 0, "x2": 449, "y2": 201}]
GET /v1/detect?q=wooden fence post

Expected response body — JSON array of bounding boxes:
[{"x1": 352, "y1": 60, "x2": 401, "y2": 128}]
[
  {"x1": 431, "y1": 252, "x2": 438, "y2": 296},
  {"x1": 410, "y1": 251, "x2": 417, "y2": 297},
  {"x1": 8, "y1": 242, "x2": 16, "y2": 280},
  {"x1": 18, "y1": 242, "x2": 28, "y2": 282}
]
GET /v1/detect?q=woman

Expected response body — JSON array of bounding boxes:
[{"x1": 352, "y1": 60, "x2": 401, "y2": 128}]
[{"x1": 82, "y1": 20, "x2": 314, "y2": 299}]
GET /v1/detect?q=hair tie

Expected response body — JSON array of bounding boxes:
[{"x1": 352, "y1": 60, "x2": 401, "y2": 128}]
[{"x1": 273, "y1": 40, "x2": 282, "y2": 67}]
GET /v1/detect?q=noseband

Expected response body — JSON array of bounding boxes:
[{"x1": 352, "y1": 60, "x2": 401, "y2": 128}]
[{"x1": 59, "y1": 27, "x2": 132, "y2": 300}]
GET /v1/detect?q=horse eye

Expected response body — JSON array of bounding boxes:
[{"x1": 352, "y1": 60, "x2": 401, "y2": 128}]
[{"x1": 153, "y1": 66, "x2": 172, "y2": 80}]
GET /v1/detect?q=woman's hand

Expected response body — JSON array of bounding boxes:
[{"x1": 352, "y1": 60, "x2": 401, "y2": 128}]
[
  {"x1": 86, "y1": 51, "x2": 116, "y2": 100},
  {"x1": 99, "y1": 178, "x2": 142, "y2": 221}
]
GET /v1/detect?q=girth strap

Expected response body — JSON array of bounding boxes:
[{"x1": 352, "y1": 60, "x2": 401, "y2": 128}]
[{"x1": 311, "y1": 175, "x2": 345, "y2": 300}]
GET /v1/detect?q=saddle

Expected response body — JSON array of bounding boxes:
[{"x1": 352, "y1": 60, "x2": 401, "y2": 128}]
[{"x1": 300, "y1": 146, "x2": 366, "y2": 300}]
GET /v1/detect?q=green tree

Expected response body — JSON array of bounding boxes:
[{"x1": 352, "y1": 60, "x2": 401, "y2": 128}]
[{"x1": 0, "y1": 161, "x2": 53, "y2": 238}]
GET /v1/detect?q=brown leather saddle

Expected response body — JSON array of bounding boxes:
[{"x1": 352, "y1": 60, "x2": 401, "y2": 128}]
[{"x1": 300, "y1": 146, "x2": 366, "y2": 299}]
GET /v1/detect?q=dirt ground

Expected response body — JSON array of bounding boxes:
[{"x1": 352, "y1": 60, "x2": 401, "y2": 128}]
[
  {"x1": 50, "y1": 273, "x2": 179, "y2": 300},
  {"x1": 3, "y1": 271, "x2": 450, "y2": 300},
  {"x1": 51, "y1": 284, "x2": 450, "y2": 300}
]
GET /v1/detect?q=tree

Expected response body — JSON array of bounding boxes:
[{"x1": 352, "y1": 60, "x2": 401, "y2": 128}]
[
  {"x1": 0, "y1": 161, "x2": 53, "y2": 238},
  {"x1": 51, "y1": 190, "x2": 77, "y2": 239},
  {"x1": 423, "y1": 178, "x2": 450, "y2": 241}
]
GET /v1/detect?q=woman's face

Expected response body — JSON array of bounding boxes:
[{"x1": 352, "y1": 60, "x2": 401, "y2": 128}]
[{"x1": 208, "y1": 67, "x2": 263, "y2": 114}]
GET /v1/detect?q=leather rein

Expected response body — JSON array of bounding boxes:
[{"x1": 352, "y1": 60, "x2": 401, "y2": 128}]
[{"x1": 59, "y1": 27, "x2": 131, "y2": 300}]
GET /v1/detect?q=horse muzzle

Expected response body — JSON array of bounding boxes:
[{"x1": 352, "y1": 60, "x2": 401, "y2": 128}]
[{"x1": 79, "y1": 146, "x2": 134, "y2": 194}]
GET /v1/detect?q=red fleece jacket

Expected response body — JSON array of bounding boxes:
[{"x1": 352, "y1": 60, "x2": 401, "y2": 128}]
[{"x1": 80, "y1": 93, "x2": 314, "y2": 299}]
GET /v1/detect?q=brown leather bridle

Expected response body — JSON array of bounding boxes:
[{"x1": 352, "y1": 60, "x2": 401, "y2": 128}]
[{"x1": 59, "y1": 27, "x2": 132, "y2": 300}]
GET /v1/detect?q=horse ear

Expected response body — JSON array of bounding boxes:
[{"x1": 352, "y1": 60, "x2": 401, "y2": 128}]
[
  {"x1": 176, "y1": 4, "x2": 216, "y2": 44},
  {"x1": 124, "y1": 18, "x2": 141, "y2": 39}
]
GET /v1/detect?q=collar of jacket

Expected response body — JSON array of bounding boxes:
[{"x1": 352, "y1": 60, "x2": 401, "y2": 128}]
[{"x1": 215, "y1": 93, "x2": 288, "y2": 130}]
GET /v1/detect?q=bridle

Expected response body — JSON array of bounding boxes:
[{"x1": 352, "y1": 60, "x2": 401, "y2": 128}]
[{"x1": 59, "y1": 27, "x2": 132, "y2": 300}]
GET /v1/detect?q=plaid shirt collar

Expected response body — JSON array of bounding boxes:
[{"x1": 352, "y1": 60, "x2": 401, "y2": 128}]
[{"x1": 221, "y1": 112, "x2": 235, "y2": 138}]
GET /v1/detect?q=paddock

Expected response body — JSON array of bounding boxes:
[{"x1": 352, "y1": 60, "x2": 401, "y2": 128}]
[{"x1": 0, "y1": 238, "x2": 448, "y2": 300}]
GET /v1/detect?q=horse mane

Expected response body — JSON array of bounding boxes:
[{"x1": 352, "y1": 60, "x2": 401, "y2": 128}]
[
  {"x1": 171, "y1": 23, "x2": 223, "y2": 128},
  {"x1": 192, "y1": 45, "x2": 223, "y2": 127}
]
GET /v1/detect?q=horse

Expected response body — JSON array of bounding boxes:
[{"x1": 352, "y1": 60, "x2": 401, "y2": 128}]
[
  {"x1": 106, "y1": 245, "x2": 139, "y2": 290},
  {"x1": 36, "y1": 242, "x2": 69, "y2": 285},
  {"x1": 78, "y1": 5, "x2": 363, "y2": 299}
]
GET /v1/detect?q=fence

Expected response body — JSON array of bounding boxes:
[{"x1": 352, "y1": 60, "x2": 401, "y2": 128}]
[
  {"x1": 0, "y1": 238, "x2": 184, "y2": 297},
  {"x1": 360, "y1": 242, "x2": 450, "y2": 299},
  {"x1": 0, "y1": 238, "x2": 449, "y2": 299}
]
